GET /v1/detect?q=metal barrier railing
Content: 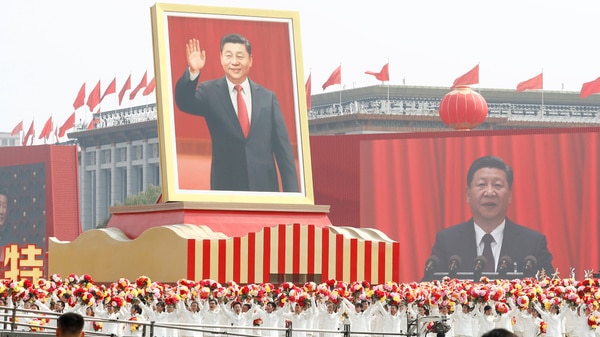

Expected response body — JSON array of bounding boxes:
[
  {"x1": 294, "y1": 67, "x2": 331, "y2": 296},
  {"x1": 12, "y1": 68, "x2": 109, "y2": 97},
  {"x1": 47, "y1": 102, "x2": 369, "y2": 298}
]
[{"x1": 0, "y1": 305, "x2": 427, "y2": 337}]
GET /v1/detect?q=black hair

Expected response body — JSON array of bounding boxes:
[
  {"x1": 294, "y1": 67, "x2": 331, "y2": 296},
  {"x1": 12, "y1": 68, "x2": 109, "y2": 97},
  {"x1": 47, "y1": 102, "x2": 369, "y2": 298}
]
[
  {"x1": 467, "y1": 156, "x2": 513, "y2": 188},
  {"x1": 220, "y1": 34, "x2": 252, "y2": 55},
  {"x1": 481, "y1": 328, "x2": 518, "y2": 337},
  {"x1": 57, "y1": 312, "x2": 84, "y2": 336}
]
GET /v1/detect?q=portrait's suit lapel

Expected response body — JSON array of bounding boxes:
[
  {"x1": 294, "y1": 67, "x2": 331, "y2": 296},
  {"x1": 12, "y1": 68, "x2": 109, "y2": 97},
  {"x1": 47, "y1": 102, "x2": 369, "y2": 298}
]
[
  {"x1": 499, "y1": 218, "x2": 520, "y2": 264},
  {"x1": 459, "y1": 220, "x2": 479, "y2": 268},
  {"x1": 248, "y1": 79, "x2": 265, "y2": 138}
]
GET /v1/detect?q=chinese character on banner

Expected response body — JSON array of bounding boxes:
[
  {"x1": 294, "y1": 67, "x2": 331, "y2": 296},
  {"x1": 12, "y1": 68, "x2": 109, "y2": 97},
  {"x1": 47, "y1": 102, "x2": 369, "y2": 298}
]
[
  {"x1": 3, "y1": 244, "x2": 44, "y2": 282},
  {"x1": 4, "y1": 245, "x2": 20, "y2": 280}
]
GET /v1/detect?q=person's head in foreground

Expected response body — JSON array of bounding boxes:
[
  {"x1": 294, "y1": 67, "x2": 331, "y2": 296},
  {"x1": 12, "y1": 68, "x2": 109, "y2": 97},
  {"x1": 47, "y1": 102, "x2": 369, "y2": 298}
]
[{"x1": 56, "y1": 312, "x2": 84, "y2": 337}]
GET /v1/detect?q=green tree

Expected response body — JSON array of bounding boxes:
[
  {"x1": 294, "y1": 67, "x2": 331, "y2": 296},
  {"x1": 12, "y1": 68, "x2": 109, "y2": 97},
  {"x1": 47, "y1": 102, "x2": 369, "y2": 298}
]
[{"x1": 96, "y1": 185, "x2": 162, "y2": 228}]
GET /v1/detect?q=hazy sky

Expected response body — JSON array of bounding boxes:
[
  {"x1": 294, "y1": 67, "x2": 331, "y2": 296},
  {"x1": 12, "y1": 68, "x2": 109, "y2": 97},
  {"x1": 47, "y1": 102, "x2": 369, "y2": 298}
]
[{"x1": 2, "y1": 0, "x2": 599, "y2": 143}]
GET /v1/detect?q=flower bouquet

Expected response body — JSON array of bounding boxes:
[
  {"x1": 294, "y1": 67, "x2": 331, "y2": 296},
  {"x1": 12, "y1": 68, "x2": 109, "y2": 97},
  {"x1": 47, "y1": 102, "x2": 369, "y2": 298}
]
[
  {"x1": 588, "y1": 313, "x2": 600, "y2": 330},
  {"x1": 539, "y1": 321, "x2": 547, "y2": 335},
  {"x1": 92, "y1": 321, "x2": 103, "y2": 332},
  {"x1": 129, "y1": 316, "x2": 140, "y2": 332}
]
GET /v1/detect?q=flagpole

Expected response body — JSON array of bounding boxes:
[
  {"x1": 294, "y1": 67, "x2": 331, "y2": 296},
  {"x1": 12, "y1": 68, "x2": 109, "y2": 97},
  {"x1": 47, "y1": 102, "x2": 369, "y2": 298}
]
[
  {"x1": 386, "y1": 58, "x2": 390, "y2": 113},
  {"x1": 541, "y1": 69, "x2": 544, "y2": 118},
  {"x1": 113, "y1": 74, "x2": 118, "y2": 112},
  {"x1": 541, "y1": 89, "x2": 544, "y2": 118},
  {"x1": 386, "y1": 84, "x2": 390, "y2": 113},
  {"x1": 339, "y1": 85, "x2": 342, "y2": 114},
  {"x1": 339, "y1": 63, "x2": 342, "y2": 115}
]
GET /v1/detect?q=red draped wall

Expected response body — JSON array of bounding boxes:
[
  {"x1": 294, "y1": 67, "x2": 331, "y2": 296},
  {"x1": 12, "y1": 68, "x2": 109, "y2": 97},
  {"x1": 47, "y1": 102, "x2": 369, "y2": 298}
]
[{"x1": 311, "y1": 128, "x2": 600, "y2": 282}]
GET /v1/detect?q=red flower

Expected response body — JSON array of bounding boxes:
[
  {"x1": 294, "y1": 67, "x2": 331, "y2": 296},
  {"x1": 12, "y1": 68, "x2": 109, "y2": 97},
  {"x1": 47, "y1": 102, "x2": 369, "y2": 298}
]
[
  {"x1": 22, "y1": 279, "x2": 33, "y2": 289},
  {"x1": 135, "y1": 276, "x2": 150, "y2": 288},
  {"x1": 165, "y1": 296, "x2": 178, "y2": 306},
  {"x1": 110, "y1": 296, "x2": 124, "y2": 308},
  {"x1": 92, "y1": 321, "x2": 102, "y2": 331},
  {"x1": 539, "y1": 321, "x2": 547, "y2": 334},
  {"x1": 73, "y1": 287, "x2": 86, "y2": 297}
]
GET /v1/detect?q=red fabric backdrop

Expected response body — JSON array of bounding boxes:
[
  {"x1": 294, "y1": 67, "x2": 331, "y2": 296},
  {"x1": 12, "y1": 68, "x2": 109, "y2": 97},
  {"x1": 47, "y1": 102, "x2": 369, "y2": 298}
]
[
  {"x1": 311, "y1": 128, "x2": 600, "y2": 283},
  {"x1": 166, "y1": 15, "x2": 299, "y2": 189}
]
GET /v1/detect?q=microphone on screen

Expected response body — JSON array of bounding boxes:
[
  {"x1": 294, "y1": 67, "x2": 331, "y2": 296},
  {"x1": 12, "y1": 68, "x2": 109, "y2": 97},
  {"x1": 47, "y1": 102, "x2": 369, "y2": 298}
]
[
  {"x1": 473, "y1": 255, "x2": 487, "y2": 273},
  {"x1": 424, "y1": 255, "x2": 439, "y2": 277},
  {"x1": 498, "y1": 256, "x2": 513, "y2": 276},
  {"x1": 523, "y1": 255, "x2": 537, "y2": 276},
  {"x1": 448, "y1": 255, "x2": 462, "y2": 276}
]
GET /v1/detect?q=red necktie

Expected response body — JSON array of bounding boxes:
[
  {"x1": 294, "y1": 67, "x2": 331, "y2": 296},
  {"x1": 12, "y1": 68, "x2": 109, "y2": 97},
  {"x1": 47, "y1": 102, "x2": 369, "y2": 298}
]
[
  {"x1": 234, "y1": 85, "x2": 250, "y2": 137},
  {"x1": 482, "y1": 234, "x2": 495, "y2": 272}
]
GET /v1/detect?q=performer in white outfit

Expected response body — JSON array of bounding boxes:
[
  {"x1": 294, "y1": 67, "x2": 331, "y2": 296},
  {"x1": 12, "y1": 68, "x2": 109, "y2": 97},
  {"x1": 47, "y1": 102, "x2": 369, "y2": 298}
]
[{"x1": 533, "y1": 302, "x2": 566, "y2": 337}]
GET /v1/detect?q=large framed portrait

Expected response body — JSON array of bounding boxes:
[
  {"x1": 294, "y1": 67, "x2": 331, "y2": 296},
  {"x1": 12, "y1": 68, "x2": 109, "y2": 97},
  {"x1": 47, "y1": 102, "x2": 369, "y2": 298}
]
[{"x1": 151, "y1": 3, "x2": 314, "y2": 205}]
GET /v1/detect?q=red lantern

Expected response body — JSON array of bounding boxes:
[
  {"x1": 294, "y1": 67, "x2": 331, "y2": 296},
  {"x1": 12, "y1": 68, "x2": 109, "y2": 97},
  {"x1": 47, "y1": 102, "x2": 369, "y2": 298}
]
[{"x1": 438, "y1": 85, "x2": 488, "y2": 130}]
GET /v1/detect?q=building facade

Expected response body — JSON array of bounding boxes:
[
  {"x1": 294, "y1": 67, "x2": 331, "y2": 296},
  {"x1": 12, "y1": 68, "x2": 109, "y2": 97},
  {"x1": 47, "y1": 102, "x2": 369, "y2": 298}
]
[
  {"x1": 0, "y1": 132, "x2": 21, "y2": 147},
  {"x1": 70, "y1": 105, "x2": 160, "y2": 230}
]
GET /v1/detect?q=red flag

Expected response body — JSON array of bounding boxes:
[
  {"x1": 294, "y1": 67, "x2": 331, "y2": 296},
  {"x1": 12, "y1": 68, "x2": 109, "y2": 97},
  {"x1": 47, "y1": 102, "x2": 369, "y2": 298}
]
[
  {"x1": 38, "y1": 116, "x2": 53, "y2": 140},
  {"x1": 129, "y1": 71, "x2": 148, "y2": 100},
  {"x1": 22, "y1": 121, "x2": 34, "y2": 146},
  {"x1": 87, "y1": 80, "x2": 101, "y2": 111},
  {"x1": 365, "y1": 63, "x2": 390, "y2": 82},
  {"x1": 452, "y1": 64, "x2": 479, "y2": 88},
  {"x1": 101, "y1": 77, "x2": 116, "y2": 101},
  {"x1": 58, "y1": 112, "x2": 76, "y2": 138},
  {"x1": 87, "y1": 116, "x2": 100, "y2": 130},
  {"x1": 516, "y1": 73, "x2": 543, "y2": 92},
  {"x1": 580, "y1": 76, "x2": 600, "y2": 99},
  {"x1": 322, "y1": 65, "x2": 341, "y2": 90},
  {"x1": 10, "y1": 121, "x2": 23, "y2": 136},
  {"x1": 305, "y1": 73, "x2": 312, "y2": 111},
  {"x1": 142, "y1": 77, "x2": 155, "y2": 96},
  {"x1": 118, "y1": 75, "x2": 132, "y2": 105},
  {"x1": 73, "y1": 82, "x2": 86, "y2": 110}
]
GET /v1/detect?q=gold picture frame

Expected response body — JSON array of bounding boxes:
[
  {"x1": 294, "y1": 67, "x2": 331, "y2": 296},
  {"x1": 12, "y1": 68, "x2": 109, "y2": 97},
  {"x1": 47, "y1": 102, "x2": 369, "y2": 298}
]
[{"x1": 151, "y1": 3, "x2": 314, "y2": 205}]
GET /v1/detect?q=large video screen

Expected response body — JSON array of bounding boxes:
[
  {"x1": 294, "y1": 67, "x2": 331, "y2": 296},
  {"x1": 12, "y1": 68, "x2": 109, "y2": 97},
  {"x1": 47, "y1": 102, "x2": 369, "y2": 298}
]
[
  {"x1": 356, "y1": 128, "x2": 599, "y2": 282},
  {"x1": 0, "y1": 163, "x2": 47, "y2": 280}
]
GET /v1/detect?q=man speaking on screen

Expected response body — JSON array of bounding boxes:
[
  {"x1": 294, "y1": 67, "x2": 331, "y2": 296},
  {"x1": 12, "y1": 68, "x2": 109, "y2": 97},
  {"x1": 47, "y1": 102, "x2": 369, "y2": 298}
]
[{"x1": 423, "y1": 156, "x2": 554, "y2": 280}]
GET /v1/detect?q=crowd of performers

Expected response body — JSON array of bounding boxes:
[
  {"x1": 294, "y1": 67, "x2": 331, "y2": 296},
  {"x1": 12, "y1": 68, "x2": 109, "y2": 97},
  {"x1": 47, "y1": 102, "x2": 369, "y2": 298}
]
[{"x1": 1, "y1": 274, "x2": 600, "y2": 337}]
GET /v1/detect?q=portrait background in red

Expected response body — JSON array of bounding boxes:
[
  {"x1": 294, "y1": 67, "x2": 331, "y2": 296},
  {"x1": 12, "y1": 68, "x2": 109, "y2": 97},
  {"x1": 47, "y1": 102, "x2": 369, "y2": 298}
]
[
  {"x1": 311, "y1": 127, "x2": 600, "y2": 282},
  {"x1": 166, "y1": 16, "x2": 299, "y2": 190}
]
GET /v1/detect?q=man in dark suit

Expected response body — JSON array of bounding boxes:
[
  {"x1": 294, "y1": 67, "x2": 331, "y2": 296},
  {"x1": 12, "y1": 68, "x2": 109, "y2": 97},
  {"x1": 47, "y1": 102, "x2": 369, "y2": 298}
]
[
  {"x1": 175, "y1": 33, "x2": 299, "y2": 192},
  {"x1": 423, "y1": 156, "x2": 553, "y2": 280}
]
